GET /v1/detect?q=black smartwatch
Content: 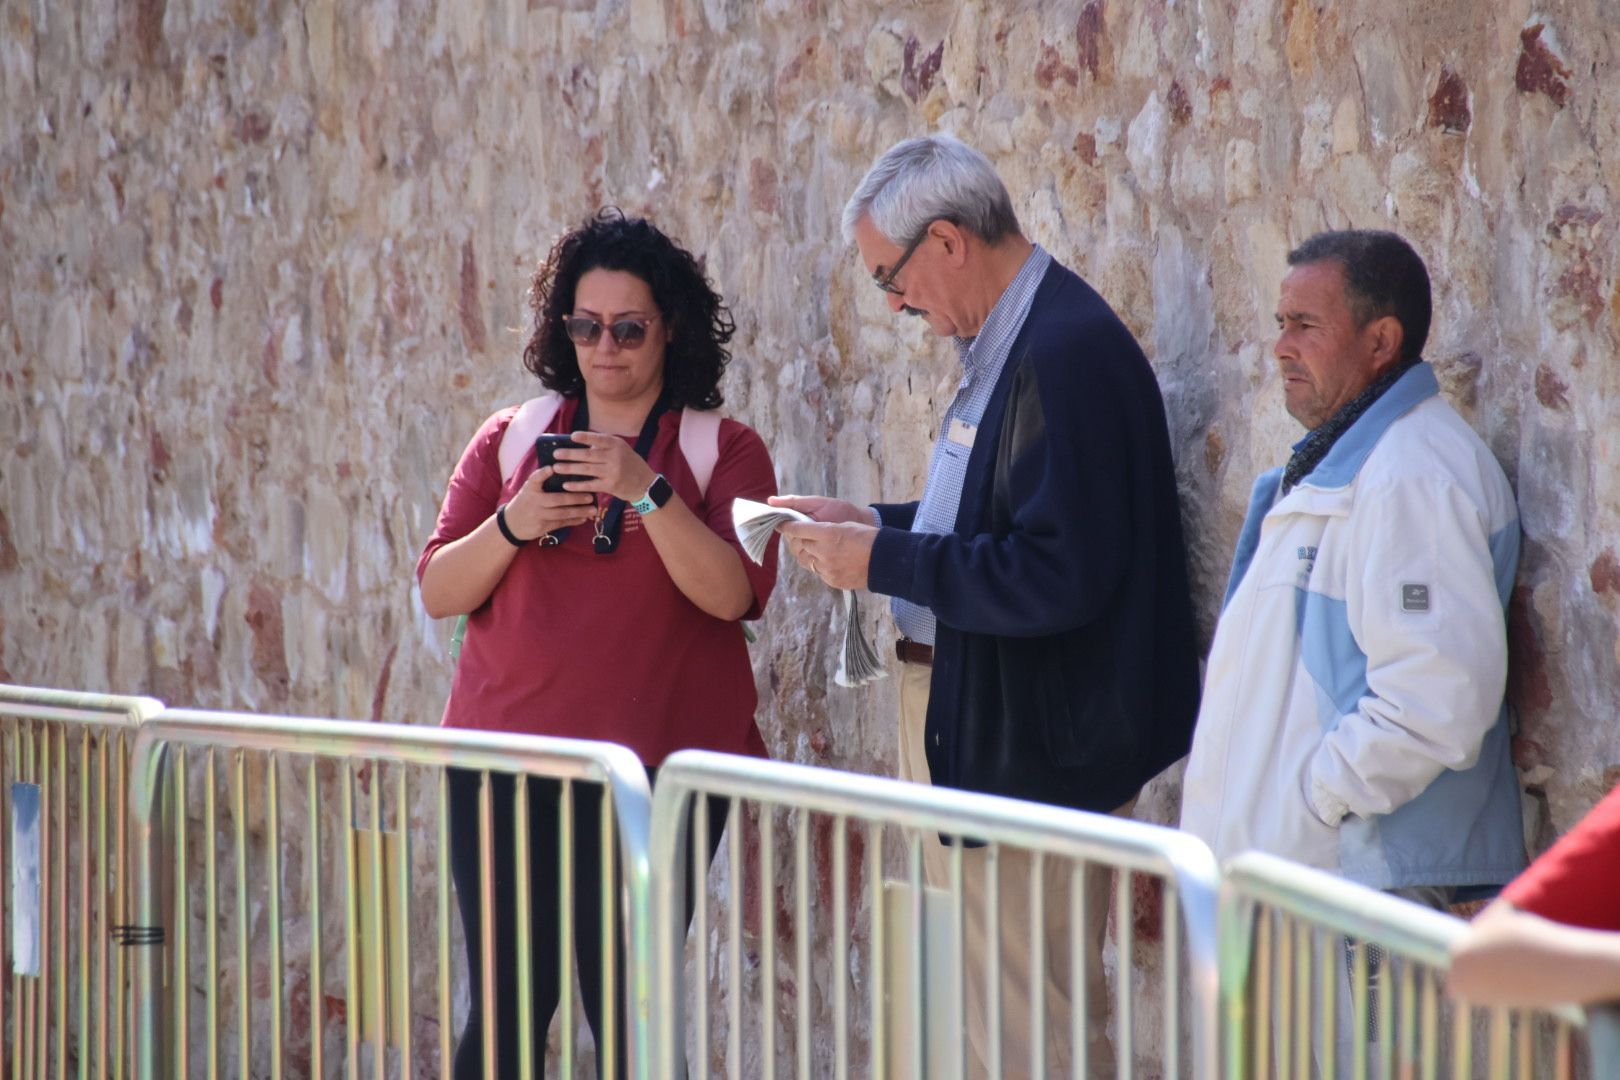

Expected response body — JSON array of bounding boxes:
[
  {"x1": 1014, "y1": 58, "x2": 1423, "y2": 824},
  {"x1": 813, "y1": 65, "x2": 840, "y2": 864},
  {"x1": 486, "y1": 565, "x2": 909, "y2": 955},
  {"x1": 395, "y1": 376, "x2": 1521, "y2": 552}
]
[{"x1": 631, "y1": 475, "x2": 674, "y2": 515}]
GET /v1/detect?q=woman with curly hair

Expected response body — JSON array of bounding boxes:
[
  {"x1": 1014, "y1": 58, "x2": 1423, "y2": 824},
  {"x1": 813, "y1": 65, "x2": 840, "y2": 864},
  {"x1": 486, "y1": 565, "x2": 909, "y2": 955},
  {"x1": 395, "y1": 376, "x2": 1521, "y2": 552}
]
[{"x1": 417, "y1": 209, "x2": 778, "y2": 1077}]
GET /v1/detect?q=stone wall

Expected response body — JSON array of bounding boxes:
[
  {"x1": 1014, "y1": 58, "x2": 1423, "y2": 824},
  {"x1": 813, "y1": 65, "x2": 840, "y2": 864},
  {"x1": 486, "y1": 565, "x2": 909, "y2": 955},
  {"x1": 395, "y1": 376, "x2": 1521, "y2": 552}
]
[{"x1": 4, "y1": 0, "x2": 1618, "y2": 1072}]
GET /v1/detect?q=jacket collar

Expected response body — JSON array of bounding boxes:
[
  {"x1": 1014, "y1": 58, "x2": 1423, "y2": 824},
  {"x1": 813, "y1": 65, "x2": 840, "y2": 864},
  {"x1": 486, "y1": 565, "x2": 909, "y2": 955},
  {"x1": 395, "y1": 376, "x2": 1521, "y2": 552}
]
[{"x1": 1291, "y1": 362, "x2": 1439, "y2": 491}]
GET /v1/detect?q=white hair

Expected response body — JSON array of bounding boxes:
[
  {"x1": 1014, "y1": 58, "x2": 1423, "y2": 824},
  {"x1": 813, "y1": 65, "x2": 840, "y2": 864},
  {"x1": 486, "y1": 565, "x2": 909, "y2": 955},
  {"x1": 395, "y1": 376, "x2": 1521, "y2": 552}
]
[{"x1": 841, "y1": 133, "x2": 1021, "y2": 247}]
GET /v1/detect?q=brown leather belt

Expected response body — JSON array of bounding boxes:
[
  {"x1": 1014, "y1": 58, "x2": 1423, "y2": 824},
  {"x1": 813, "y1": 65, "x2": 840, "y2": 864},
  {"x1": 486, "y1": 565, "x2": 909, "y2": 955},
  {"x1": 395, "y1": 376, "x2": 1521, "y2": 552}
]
[{"x1": 895, "y1": 638, "x2": 934, "y2": 666}]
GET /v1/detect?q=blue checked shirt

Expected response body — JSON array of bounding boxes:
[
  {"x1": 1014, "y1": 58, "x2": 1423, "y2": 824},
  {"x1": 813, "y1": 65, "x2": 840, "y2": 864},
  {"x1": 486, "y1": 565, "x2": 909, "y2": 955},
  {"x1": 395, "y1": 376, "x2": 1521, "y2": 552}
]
[{"x1": 883, "y1": 245, "x2": 1052, "y2": 645}]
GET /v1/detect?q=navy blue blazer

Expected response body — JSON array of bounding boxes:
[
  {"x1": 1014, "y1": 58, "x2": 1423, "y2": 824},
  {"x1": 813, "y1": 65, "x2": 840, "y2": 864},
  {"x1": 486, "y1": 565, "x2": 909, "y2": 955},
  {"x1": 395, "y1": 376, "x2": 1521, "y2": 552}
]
[{"x1": 868, "y1": 260, "x2": 1201, "y2": 812}]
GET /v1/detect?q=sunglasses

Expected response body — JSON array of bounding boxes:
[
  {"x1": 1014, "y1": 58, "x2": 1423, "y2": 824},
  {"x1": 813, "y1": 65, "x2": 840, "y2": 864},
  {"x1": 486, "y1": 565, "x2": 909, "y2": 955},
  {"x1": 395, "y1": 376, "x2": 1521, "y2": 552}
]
[
  {"x1": 562, "y1": 313, "x2": 660, "y2": 348},
  {"x1": 872, "y1": 228, "x2": 930, "y2": 295}
]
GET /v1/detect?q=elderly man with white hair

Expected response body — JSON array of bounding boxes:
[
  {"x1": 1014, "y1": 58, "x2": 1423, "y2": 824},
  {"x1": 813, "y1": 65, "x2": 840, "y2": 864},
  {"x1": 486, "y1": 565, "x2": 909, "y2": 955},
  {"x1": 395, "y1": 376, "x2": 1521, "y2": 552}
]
[{"x1": 775, "y1": 134, "x2": 1201, "y2": 1077}]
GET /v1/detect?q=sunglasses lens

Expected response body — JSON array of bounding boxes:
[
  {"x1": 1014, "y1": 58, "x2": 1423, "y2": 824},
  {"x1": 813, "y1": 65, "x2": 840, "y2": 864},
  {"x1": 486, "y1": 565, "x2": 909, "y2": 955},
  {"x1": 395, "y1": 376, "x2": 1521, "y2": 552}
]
[
  {"x1": 609, "y1": 319, "x2": 648, "y2": 347},
  {"x1": 564, "y1": 316, "x2": 602, "y2": 345}
]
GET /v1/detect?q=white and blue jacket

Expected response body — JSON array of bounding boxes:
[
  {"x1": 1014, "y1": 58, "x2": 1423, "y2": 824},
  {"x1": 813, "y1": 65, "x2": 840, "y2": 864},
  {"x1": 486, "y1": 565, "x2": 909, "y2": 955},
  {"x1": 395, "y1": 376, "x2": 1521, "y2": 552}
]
[{"x1": 1180, "y1": 363, "x2": 1526, "y2": 892}]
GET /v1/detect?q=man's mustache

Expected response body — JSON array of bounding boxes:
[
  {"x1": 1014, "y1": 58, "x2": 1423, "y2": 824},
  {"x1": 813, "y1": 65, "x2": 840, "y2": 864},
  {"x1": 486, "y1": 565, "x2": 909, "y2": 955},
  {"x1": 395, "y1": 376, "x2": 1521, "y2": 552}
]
[{"x1": 901, "y1": 305, "x2": 928, "y2": 318}]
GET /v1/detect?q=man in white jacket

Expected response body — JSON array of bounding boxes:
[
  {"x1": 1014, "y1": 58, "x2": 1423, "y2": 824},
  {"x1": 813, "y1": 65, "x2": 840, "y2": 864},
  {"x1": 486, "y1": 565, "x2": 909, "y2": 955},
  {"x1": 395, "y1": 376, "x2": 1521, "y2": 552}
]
[
  {"x1": 1181, "y1": 228, "x2": 1525, "y2": 899},
  {"x1": 1180, "y1": 230, "x2": 1526, "y2": 1064}
]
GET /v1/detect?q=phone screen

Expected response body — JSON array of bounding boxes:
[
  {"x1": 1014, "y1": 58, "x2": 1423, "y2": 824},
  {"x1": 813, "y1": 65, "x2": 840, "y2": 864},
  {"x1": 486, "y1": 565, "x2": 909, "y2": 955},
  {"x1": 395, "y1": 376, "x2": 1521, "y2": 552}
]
[{"x1": 535, "y1": 435, "x2": 591, "y2": 493}]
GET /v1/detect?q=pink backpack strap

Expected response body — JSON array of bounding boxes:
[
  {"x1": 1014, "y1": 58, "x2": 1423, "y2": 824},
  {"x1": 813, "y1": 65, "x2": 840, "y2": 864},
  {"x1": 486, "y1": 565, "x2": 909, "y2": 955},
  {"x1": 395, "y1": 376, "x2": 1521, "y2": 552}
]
[
  {"x1": 679, "y1": 408, "x2": 723, "y2": 497},
  {"x1": 498, "y1": 392, "x2": 564, "y2": 484}
]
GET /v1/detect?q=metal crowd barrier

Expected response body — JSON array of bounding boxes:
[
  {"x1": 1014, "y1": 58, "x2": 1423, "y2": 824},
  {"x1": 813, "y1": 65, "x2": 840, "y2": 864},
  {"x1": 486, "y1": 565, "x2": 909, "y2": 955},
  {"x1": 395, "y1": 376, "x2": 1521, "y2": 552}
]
[
  {"x1": 1, "y1": 684, "x2": 163, "y2": 1080},
  {"x1": 1218, "y1": 850, "x2": 1601, "y2": 1079},
  {"x1": 649, "y1": 750, "x2": 1222, "y2": 1079},
  {"x1": 125, "y1": 710, "x2": 653, "y2": 1079}
]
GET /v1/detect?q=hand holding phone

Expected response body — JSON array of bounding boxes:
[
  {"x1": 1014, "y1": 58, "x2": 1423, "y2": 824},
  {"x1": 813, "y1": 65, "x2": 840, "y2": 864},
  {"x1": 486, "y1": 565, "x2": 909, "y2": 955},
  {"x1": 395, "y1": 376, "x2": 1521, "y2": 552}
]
[{"x1": 535, "y1": 434, "x2": 591, "y2": 492}]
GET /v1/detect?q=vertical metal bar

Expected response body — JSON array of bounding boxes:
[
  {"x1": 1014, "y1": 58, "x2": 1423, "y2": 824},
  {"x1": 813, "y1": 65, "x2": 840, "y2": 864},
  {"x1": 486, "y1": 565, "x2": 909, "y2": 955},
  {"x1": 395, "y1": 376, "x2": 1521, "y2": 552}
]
[
  {"x1": 476, "y1": 771, "x2": 495, "y2": 1080},
  {"x1": 793, "y1": 810, "x2": 810, "y2": 1080},
  {"x1": 1, "y1": 717, "x2": 9, "y2": 1080},
  {"x1": 234, "y1": 751, "x2": 251, "y2": 1078},
  {"x1": 95, "y1": 733, "x2": 109, "y2": 1080},
  {"x1": 29, "y1": 722, "x2": 43, "y2": 1080},
  {"x1": 1164, "y1": 878, "x2": 1180, "y2": 1080},
  {"x1": 1451, "y1": 999, "x2": 1471, "y2": 1079},
  {"x1": 1552, "y1": 1019, "x2": 1571, "y2": 1080},
  {"x1": 3, "y1": 719, "x2": 13, "y2": 1080},
  {"x1": 1487, "y1": 1006, "x2": 1510, "y2": 1078},
  {"x1": 36, "y1": 723, "x2": 51, "y2": 1080},
  {"x1": 1115, "y1": 870, "x2": 1132, "y2": 1080},
  {"x1": 950, "y1": 839, "x2": 965, "y2": 1079},
  {"x1": 693, "y1": 795, "x2": 711, "y2": 1073},
  {"x1": 514, "y1": 777, "x2": 533, "y2": 1080},
  {"x1": 865, "y1": 820, "x2": 883, "y2": 1080},
  {"x1": 984, "y1": 844, "x2": 1001, "y2": 1080},
  {"x1": 1027, "y1": 852, "x2": 1044, "y2": 1080},
  {"x1": 600, "y1": 788, "x2": 617, "y2": 1080},
  {"x1": 1397, "y1": 960, "x2": 1416, "y2": 1079},
  {"x1": 266, "y1": 754, "x2": 283, "y2": 1080},
  {"x1": 112, "y1": 733, "x2": 127, "y2": 1080},
  {"x1": 1514, "y1": 1010, "x2": 1530, "y2": 1080},
  {"x1": 393, "y1": 767, "x2": 410, "y2": 1080},
  {"x1": 205, "y1": 749, "x2": 219, "y2": 1080},
  {"x1": 1278, "y1": 913, "x2": 1295, "y2": 1080},
  {"x1": 55, "y1": 725, "x2": 67, "y2": 1080},
  {"x1": 342, "y1": 761, "x2": 360, "y2": 1080},
  {"x1": 77, "y1": 731, "x2": 89, "y2": 1080},
  {"x1": 761, "y1": 805, "x2": 777, "y2": 1080},
  {"x1": 1072, "y1": 863, "x2": 1087, "y2": 1080},
  {"x1": 559, "y1": 779, "x2": 576, "y2": 1076},
  {"x1": 1321, "y1": 928, "x2": 1337, "y2": 1080},
  {"x1": 727, "y1": 798, "x2": 743, "y2": 1080},
  {"x1": 366, "y1": 762, "x2": 385, "y2": 1080},
  {"x1": 1376, "y1": 949, "x2": 1394, "y2": 1080},
  {"x1": 831, "y1": 815, "x2": 847, "y2": 1080},
  {"x1": 436, "y1": 769, "x2": 452, "y2": 1079},
  {"x1": 1253, "y1": 908, "x2": 1272, "y2": 1080},
  {"x1": 308, "y1": 760, "x2": 324, "y2": 1080},
  {"x1": 1418, "y1": 965, "x2": 1438, "y2": 1080},
  {"x1": 907, "y1": 831, "x2": 924, "y2": 1080},
  {"x1": 1294, "y1": 915, "x2": 1311, "y2": 1080},
  {"x1": 23, "y1": 723, "x2": 39, "y2": 1080},
  {"x1": 175, "y1": 745, "x2": 192, "y2": 1080}
]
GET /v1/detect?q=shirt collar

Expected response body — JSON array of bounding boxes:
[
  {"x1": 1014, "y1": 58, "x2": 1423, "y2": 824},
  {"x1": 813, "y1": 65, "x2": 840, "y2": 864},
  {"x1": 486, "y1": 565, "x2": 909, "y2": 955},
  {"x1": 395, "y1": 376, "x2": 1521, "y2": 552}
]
[{"x1": 954, "y1": 244, "x2": 1052, "y2": 370}]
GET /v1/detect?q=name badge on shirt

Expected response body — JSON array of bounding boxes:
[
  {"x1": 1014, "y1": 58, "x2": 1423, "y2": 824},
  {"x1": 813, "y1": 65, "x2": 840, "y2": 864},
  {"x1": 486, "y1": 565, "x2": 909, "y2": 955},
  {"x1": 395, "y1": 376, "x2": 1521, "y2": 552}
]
[{"x1": 946, "y1": 418, "x2": 977, "y2": 448}]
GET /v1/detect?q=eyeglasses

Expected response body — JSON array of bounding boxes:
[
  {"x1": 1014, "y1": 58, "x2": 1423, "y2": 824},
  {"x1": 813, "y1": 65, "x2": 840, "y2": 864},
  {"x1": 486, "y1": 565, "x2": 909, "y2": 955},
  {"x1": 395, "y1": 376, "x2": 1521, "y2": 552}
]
[
  {"x1": 873, "y1": 229, "x2": 929, "y2": 295},
  {"x1": 562, "y1": 313, "x2": 660, "y2": 348}
]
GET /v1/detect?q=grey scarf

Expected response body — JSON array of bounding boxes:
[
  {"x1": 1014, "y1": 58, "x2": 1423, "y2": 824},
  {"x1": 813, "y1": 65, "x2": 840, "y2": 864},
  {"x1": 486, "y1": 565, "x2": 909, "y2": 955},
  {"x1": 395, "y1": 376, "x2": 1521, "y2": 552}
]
[{"x1": 1281, "y1": 358, "x2": 1419, "y2": 494}]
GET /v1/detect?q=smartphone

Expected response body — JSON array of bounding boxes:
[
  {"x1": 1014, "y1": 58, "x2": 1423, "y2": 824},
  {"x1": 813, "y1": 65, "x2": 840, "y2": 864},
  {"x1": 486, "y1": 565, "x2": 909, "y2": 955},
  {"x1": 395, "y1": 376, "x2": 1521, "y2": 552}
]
[{"x1": 535, "y1": 434, "x2": 591, "y2": 492}]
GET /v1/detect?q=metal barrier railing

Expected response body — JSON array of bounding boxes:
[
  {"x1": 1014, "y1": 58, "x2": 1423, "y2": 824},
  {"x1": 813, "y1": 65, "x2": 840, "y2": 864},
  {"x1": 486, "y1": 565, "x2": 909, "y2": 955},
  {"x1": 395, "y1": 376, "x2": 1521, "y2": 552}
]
[
  {"x1": 1218, "y1": 851, "x2": 1597, "y2": 1079},
  {"x1": 125, "y1": 710, "x2": 653, "y2": 1080},
  {"x1": 648, "y1": 750, "x2": 1221, "y2": 1079},
  {"x1": 0, "y1": 684, "x2": 164, "y2": 1080}
]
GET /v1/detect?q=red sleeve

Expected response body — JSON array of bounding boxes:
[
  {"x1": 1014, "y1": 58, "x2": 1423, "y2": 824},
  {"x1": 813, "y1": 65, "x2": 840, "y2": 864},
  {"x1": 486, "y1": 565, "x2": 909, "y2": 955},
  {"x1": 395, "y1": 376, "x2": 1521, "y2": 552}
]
[
  {"x1": 703, "y1": 419, "x2": 779, "y2": 620},
  {"x1": 1501, "y1": 784, "x2": 1620, "y2": 931},
  {"x1": 414, "y1": 408, "x2": 515, "y2": 583}
]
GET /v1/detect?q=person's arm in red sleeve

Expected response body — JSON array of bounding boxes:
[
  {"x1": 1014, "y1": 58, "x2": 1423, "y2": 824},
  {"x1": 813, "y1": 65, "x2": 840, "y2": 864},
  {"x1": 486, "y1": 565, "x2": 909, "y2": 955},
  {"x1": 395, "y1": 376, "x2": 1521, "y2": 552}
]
[{"x1": 1448, "y1": 785, "x2": 1620, "y2": 1006}]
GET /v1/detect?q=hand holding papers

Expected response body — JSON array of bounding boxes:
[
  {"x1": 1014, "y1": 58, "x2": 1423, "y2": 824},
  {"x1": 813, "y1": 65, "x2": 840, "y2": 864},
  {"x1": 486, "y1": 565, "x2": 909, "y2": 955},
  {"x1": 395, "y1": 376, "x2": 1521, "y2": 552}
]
[{"x1": 732, "y1": 498, "x2": 887, "y2": 687}]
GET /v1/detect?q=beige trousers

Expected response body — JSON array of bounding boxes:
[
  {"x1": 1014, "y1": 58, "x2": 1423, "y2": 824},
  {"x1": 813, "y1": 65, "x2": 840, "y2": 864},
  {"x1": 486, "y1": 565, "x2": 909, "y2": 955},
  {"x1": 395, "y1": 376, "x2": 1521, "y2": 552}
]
[{"x1": 895, "y1": 659, "x2": 1136, "y2": 1080}]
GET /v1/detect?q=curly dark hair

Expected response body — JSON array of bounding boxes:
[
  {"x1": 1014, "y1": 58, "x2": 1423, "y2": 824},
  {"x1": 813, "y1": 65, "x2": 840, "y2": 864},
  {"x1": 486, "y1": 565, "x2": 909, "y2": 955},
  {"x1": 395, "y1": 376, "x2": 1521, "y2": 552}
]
[{"x1": 522, "y1": 209, "x2": 735, "y2": 410}]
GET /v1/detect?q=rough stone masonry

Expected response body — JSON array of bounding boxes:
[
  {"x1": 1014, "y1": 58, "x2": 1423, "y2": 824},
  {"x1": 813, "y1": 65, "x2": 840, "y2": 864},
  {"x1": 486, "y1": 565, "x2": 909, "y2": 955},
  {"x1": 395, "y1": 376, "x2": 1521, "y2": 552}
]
[{"x1": 3, "y1": 0, "x2": 1618, "y2": 1073}]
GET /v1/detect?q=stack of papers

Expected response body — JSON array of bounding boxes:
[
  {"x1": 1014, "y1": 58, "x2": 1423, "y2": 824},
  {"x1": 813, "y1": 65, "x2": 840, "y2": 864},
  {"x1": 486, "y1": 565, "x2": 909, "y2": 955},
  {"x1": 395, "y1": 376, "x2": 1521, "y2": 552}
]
[{"x1": 731, "y1": 499, "x2": 887, "y2": 688}]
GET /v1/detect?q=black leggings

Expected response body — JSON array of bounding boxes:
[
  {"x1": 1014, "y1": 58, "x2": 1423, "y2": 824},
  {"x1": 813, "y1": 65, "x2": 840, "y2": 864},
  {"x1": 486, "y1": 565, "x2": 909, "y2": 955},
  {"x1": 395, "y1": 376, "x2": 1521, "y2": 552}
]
[{"x1": 446, "y1": 767, "x2": 727, "y2": 1080}]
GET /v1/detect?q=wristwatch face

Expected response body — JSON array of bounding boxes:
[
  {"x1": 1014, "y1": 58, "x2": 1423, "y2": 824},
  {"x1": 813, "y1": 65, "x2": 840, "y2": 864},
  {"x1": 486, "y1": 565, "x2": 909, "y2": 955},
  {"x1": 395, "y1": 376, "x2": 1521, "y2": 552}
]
[{"x1": 634, "y1": 475, "x2": 674, "y2": 515}]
